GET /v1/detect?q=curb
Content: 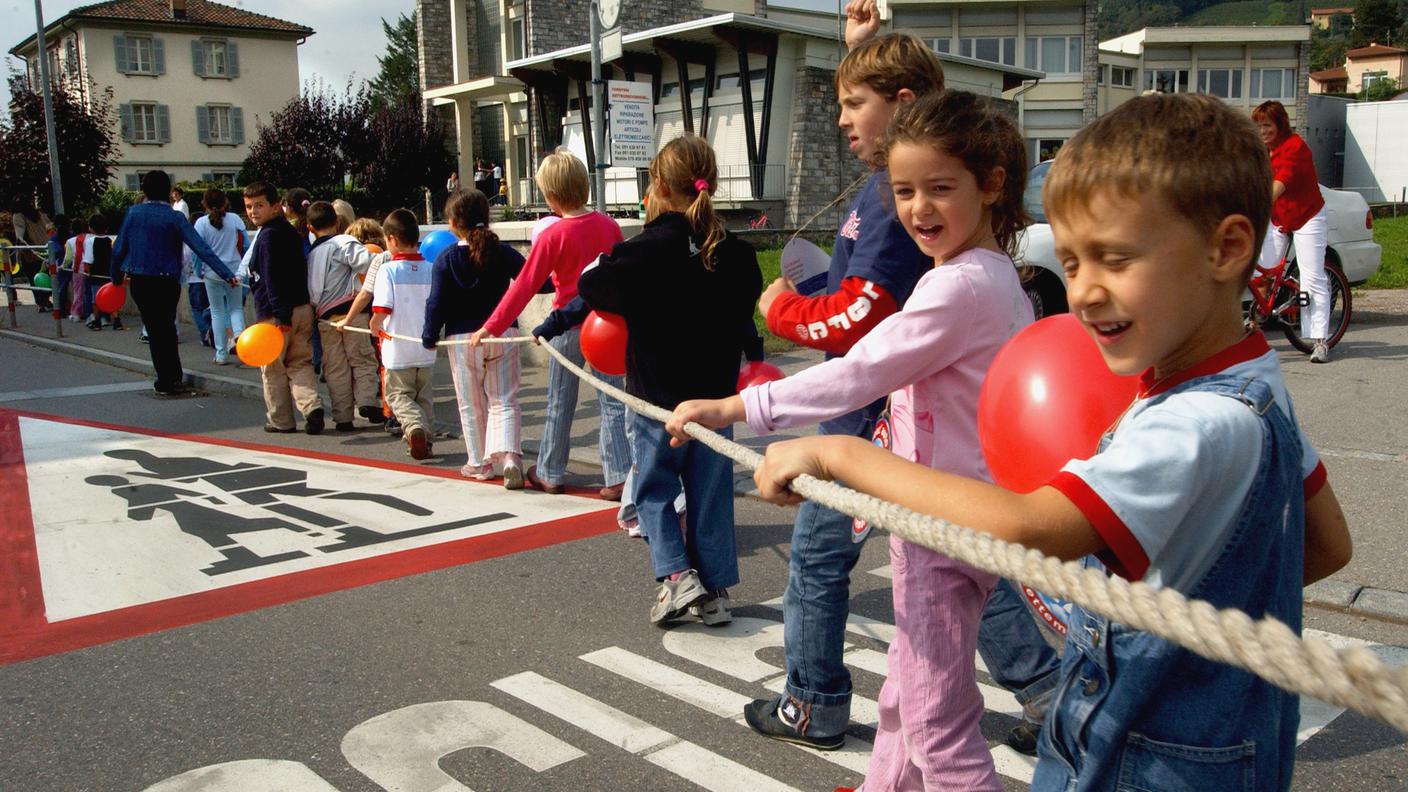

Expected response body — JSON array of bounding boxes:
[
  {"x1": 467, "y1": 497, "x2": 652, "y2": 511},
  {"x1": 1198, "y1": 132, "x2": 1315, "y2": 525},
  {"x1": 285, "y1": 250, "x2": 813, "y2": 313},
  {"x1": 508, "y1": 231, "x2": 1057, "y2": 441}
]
[
  {"x1": 1, "y1": 329, "x2": 262, "y2": 401},
  {"x1": 1306, "y1": 579, "x2": 1408, "y2": 625}
]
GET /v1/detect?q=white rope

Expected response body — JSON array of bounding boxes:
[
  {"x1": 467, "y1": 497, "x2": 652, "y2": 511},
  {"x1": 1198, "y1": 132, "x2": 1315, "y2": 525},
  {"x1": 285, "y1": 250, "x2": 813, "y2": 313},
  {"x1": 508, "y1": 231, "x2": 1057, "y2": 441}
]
[{"x1": 291, "y1": 319, "x2": 1408, "y2": 730}]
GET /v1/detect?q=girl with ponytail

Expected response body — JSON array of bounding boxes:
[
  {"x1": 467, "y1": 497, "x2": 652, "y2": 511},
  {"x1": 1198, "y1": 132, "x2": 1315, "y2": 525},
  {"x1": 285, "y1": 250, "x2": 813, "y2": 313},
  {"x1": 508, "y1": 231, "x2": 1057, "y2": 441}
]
[
  {"x1": 193, "y1": 187, "x2": 248, "y2": 364},
  {"x1": 422, "y1": 188, "x2": 528, "y2": 488},
  {"x1": 577, "y1": 133, "x2": 763, "y2": 626}
]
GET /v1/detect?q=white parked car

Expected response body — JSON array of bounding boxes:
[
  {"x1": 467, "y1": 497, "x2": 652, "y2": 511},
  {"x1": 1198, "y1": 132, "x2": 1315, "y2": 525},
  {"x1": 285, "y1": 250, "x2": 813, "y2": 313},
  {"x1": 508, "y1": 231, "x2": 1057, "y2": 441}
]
[{"x1": 1014, "y1": 160, "x2": 1384, "y2": 319}]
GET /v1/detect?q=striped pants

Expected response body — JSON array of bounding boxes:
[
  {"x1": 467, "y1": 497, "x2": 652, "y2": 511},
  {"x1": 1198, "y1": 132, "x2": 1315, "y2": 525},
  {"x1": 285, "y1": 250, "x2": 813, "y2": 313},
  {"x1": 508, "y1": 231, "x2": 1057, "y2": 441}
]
[{"x1": 447, "y1": 329, "x2": 522, "y2": 467}]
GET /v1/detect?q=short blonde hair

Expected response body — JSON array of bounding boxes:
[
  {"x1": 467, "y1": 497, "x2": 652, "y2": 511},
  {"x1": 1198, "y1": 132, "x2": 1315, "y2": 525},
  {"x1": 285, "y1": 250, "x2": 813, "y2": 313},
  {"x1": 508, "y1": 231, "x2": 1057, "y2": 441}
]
[
  {"x1": 1043, "y1": 93, "x2": 1272, "y2": 261},
  {"x1": 835, "y1": 33, "x2": 945, "y2": 101},
  {"x1": 345, "y1": 217, "x2": 385, "y2": 248},
  {"x1": 536, "y1": 147, "x2": 591, "y2": 209}
]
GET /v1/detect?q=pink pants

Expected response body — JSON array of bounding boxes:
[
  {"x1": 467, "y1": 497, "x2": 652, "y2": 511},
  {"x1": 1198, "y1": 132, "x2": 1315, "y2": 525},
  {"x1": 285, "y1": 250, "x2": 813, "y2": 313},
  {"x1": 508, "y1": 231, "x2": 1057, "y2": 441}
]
[{"x1": 860, "y1": 536, "x2": 1001, "y2": 792}]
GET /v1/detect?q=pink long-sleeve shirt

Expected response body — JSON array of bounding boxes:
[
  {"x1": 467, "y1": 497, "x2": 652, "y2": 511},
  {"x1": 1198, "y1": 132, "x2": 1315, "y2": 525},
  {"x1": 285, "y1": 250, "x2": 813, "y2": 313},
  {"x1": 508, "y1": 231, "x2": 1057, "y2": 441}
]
[
  {"x1": 742, "y1": 247, "x2": 1033, "y2": 478},
  {"x1": 481, "y1": 211, "x2": 623, "y2": 336}
]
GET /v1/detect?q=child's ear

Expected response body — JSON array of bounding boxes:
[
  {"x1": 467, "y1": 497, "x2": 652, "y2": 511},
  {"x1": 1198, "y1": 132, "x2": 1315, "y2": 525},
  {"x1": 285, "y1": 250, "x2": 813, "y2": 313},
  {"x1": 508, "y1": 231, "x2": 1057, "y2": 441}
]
[
  {"x1": 1209, "y1": 214, "x2": 1257, "y2": 283},
  {"x1": 894, "y1": 88, "x2": 917, "y2": 106},
  {"x1": 982, "y1": 167, "x2": 1006, "y2": 206}
]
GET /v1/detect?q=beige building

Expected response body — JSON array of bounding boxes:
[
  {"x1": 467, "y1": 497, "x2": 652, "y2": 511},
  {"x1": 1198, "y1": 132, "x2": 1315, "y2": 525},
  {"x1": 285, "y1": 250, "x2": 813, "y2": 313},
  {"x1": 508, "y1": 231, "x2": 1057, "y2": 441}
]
[
  {"x1": 1096, "y1": 26, "x2": 1311, "y2": 127},
  {"x1": 1343, "y1": 43, "x2": 1408, "y2": 93},
  {"x1": 888, "y1": 0, "x2": 1097, "y2": 163},
  {"x1": 10, "y1": 0, "x2": 313, "y2": 189}
]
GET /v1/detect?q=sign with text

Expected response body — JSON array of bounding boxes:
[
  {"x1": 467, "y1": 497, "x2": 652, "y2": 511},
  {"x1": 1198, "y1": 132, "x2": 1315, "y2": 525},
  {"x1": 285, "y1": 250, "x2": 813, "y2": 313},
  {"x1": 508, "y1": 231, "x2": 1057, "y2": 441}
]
[{"x1": 607, "y1": 81, "x2": 655, "y2": 168}]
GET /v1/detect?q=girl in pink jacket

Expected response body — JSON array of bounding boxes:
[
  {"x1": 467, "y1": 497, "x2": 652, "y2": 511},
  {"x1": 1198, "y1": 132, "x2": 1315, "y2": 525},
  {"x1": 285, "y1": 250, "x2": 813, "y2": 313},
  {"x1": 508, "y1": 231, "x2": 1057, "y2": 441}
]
[{"x1": 668, "y1": 90, "x2": 1034, "y2": 790}]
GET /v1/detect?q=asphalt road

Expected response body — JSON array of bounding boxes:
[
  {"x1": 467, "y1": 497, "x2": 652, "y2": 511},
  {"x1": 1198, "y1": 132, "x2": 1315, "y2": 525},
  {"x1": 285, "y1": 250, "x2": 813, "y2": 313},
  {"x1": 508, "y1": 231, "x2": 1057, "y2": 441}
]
[{"x1": 0, "y1": 319, "x2": 1405, "y2": 792}]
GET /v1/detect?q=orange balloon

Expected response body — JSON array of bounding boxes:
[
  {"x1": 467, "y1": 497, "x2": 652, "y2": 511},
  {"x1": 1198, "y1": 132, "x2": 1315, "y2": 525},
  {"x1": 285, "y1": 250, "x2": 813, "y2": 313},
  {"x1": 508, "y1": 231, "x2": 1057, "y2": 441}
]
[
  {"x1": 236, "y1": 323, "x2": 285, "y2": 367},
  {"x1": 364, "y1": 243, "x2": 384, "y2": 254}
]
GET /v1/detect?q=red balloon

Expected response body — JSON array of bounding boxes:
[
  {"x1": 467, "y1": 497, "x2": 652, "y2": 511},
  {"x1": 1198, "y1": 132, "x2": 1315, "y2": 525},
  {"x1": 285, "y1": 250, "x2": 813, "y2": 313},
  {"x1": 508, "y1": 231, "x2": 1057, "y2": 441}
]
[
  {"x1": 580, "y1": 310, "x2": 628, "y2": 376},
  {"x1": 736, "y1": 361, "x2": 785, "y2": 392},
  {"x1": 978, "y1": 314, "x2": 1141, "y2": 493},
  {"x1": 94, "y1": 283, "x2": 126, "y2": 315}
]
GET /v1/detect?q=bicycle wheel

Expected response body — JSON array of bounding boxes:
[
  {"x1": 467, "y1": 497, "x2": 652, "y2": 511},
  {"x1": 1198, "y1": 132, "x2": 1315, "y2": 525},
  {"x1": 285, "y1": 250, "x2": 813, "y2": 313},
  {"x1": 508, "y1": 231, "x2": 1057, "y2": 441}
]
[{"x1": 1279, "y1": 261, "x2": 1352, "y2": 353}]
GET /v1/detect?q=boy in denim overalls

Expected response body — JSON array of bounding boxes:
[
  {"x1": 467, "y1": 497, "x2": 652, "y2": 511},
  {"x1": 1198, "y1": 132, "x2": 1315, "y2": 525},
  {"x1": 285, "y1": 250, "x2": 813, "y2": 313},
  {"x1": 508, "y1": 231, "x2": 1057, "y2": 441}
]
[{"x1": 750, "y1": 93, "x2": 1353, "y2": 791}]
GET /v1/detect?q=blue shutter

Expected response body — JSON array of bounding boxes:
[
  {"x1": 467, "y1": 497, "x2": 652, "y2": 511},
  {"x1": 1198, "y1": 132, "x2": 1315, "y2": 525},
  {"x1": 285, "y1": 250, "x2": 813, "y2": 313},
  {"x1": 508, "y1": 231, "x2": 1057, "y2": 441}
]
[
  {"x1": 152, "y1": 38, "x2": 165, "y2": 74},
  {"x1": 201, "y1": 172, "x2": 213, "y2": 183},
  {"x1": 119, "y1": 102, "x2": 134, "y2": 142},
  {"x1": 195, "y1": 105, "x2": 210, "y2": 143},
  {"x1": 156, "y1": 104, "x2": 171, "y2": 143},
  {"x1": 231, "y1": 107, "x2": 244, "y2": 145},
  {"x1": 126, "y1": 174, "x2": 140, "y2": 190},
  {"x1": 226, "y1": 41, "x2": 239, "y2": 78},
  {"x1": 191, "y1": 40, "x2": 205, "y2": 77},
  {"x1": 113, "y1": 35, "x2": 129, "y2": 73}
]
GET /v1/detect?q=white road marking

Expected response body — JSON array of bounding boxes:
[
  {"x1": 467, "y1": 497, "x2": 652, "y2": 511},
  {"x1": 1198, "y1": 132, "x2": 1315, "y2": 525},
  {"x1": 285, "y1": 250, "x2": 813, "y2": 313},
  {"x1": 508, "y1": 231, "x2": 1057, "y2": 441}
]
[
  {"x1": 0, "y1": 381, "x2": 152, "y2": 402},
  {"x1": 867, "y1": 564, "x2": 893, "y2": 579},
  {"x1": 1295, "y1": 628, "x2": 1408, "y2": 743},
  {"x1": 492, "y1": 671, "x2": 802, "y2": 792},
  {"x1": 141, "y1": 760, "x2": 341, "y2": 792},
  {"x1": 340, "y1": 700, "x2": 584, "y2": 791}
]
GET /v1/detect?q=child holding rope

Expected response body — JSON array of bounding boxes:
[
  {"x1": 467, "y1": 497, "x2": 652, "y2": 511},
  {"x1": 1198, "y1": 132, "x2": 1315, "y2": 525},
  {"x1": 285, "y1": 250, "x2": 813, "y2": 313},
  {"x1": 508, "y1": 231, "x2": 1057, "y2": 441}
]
[
  {"x1": 579, "y1": 134, "x2": 762, "y2": 627},
  {"x1": 423, "y1": 189, "x2": 527, "y2": 488},
  {"x1": 671, "y1": 91, "x2": 1032, "y2": 789},
  {"x1": 372, "y1": 209, "x2": 437, "y2": 460},
  {"x1": 749, "y1": 94, "x2": 1353, "y2": 791}
]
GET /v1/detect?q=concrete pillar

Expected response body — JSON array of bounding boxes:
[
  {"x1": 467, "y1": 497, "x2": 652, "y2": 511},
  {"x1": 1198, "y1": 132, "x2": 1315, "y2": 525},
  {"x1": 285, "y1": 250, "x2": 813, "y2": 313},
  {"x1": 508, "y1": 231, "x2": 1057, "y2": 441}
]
[{"x1": 454, "y1": 96, "x2": 477, "y2": 191}]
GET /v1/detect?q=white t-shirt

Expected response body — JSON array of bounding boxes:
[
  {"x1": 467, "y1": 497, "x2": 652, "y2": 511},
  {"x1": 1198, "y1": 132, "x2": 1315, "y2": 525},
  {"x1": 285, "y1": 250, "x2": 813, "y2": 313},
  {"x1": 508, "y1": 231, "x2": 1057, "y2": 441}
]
[
  {"x1": 1051, "y1": 333, "x2": 1324, "y2": 592},
  {"x1": 372, "y1": 255, "x2": 437, "y2": 370},
  {"x1": 192, "y1": 213, "x2": 247, "y2": 280},
  {"x1": 171, "y1": 199, "x2": 189, "y2": 218}
]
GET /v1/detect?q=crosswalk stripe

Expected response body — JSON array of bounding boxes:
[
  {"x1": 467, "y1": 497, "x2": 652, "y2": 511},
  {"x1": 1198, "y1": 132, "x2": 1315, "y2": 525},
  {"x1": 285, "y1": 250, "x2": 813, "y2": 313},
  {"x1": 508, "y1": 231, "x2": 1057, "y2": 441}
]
[{"x1": 493, "y1": 671, "x2": 803, "y2": 792}]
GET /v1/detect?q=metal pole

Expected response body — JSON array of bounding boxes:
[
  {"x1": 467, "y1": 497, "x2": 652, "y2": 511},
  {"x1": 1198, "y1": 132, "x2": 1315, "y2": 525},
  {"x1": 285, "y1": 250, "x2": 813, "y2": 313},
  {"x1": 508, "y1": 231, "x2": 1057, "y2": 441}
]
[
  {"x1": 589, "y1": 0, "x2": 606, "y2": 212},
  {"x1": 33, "y1": 0, "x2": 65, "y2": 216}
]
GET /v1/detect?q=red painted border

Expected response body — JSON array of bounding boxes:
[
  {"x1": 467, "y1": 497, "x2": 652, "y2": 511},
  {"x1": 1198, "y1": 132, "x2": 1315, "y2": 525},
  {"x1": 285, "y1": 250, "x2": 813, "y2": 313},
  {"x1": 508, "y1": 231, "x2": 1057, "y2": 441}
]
[{"x1": 0, "y1": 408, "x2": 617, "y2": 665}]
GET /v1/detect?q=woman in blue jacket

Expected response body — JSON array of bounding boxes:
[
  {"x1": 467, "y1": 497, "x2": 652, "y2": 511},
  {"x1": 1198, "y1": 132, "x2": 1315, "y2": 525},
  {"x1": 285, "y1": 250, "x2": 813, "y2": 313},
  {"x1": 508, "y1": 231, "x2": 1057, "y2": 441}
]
[{"x1": 112, "y1": 171, "x2": 237, "y2": 396}]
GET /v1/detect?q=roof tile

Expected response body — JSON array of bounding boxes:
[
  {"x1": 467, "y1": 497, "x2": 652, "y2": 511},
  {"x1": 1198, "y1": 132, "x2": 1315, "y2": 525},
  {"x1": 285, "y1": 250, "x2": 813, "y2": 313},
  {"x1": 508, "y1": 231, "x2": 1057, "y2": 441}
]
[{"x1": 68, "y1": 0, "x2": 312, "y2": 35}]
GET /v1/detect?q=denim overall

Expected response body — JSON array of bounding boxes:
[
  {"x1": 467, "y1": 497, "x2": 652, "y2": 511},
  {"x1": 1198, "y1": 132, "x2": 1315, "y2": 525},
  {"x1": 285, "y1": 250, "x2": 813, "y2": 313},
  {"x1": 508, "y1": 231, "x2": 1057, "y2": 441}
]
[{"x1": 1033, "y1": 374, "x2": 1305, "y2": 792}]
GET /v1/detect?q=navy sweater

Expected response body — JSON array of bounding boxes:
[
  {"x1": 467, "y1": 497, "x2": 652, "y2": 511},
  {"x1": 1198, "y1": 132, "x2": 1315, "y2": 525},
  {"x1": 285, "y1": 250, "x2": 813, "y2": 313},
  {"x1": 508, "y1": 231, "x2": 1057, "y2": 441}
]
[
  {"x1": 422, "y1": 241, "x2": 526, "y2": 348},
  {"x1": 247, "y1": 216, "x2": 310, "y2": 325}
]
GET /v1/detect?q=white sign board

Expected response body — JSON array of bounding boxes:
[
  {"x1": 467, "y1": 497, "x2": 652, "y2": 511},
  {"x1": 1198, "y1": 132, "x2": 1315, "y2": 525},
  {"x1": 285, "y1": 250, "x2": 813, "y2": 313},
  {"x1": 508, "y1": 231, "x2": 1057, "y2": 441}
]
[
  {"x1": 607, "y1": 80, "x2": 656, "y2": 169},
  {"x1": 602, "y1": 27, "x2": 623, "y2": 62}
]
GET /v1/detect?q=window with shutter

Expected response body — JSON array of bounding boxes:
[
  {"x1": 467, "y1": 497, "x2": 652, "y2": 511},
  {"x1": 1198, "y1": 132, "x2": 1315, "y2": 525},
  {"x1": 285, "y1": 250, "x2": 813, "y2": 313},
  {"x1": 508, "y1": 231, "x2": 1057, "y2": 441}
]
[
  {"x1": 125, "y1": 174, "x2": 140, "y2": 190},
  {"x1": 231, "y1": 107, "x2": 244, "y2": 145},
  {"x1": 204, "y1": 40, "x2": 228, "y2": 77},
  {"x1": 191, "y1": 40, "x2": 205, "y2": 77},
  {"x1": 119, "y1": 102, "x2": 134, "y2": 142},
  {"x1": 152, "y1": 38, "x2": 165, "y2": 74},
  {"x1": 196, "y1": 105, "x2": 210, "y2": 143},
  {"x1": 226, "y1": 41, "x2": 239, "y2": 78},
  {"x1": 156, "y1": 104, "x2": 171, "y2": 143},
  {"x1": 113, "y1": 35, "x2": 129, "y2": 73}
]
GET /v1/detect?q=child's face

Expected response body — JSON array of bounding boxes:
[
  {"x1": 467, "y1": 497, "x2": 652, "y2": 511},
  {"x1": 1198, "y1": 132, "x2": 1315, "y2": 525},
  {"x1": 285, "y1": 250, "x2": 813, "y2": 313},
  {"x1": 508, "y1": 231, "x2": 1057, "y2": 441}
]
[
  {"x1": 887, "y1": 141, "x2": 998, "y2": 264},
  {"x1": 243, "y1": 196, "x2": 280, "y2": 227},
  {"x1": 837, "y1": 81, "x2": 898, "y2": 164},
  {"x1": 1051, "y1": 189, "x2": 1244, "y2": 379}
]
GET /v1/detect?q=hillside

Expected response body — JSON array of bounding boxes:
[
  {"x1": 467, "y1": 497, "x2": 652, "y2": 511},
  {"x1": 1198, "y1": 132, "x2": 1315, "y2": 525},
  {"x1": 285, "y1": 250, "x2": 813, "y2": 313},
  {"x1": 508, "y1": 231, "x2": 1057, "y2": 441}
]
[{"x1": 1183, "y1": 0, "x2": 1305, "y2": 25}]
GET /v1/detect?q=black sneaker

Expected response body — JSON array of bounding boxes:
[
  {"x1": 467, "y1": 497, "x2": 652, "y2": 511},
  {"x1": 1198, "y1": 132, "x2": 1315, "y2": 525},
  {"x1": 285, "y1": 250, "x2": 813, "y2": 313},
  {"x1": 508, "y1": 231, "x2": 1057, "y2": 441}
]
[
  {"x1": 335, "y1": 421, "x2": 355, "y2": 432},
  {"x1": 384, "y1": 416, "x2": 402, "y2": 436},
  {"x1": 359, "y1": 405, "x2": 387, "y2": 424},
  {"x1": 112, "y1": 318, "x2": 124, "y2": 330},
  {"x1": 86, "y1": 320, "x2": 101, "y2": 331},
  {"x1": 1004, "y1": 720, "x2": 1041, "y2": 757},
  {"x1": 304, "y1": 408, "x2": 325, "y2": 435},
  {"x1": 264, "y1": 424, "x2": 296, "y2": 434},
  {"x1": 743, "y1": 697, "x2": 845, "y2": 751}
]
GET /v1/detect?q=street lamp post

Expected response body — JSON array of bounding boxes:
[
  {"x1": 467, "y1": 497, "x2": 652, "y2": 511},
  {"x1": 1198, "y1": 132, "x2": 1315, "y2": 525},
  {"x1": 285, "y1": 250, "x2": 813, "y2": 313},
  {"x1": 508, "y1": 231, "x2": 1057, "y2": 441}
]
[
  {"x1": 32, "y1": 0, "x2": 65, "y2": 216},
  {"x1": 589, "y1": 0, "x2": 607, "y2": 212}
]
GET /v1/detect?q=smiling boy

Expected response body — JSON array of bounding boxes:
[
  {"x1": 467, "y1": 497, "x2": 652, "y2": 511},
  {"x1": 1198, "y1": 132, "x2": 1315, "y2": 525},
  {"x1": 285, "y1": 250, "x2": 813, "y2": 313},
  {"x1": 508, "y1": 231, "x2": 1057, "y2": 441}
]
[{"x1": 753, "y1": 93, "x2": 1352, "y2": 791}]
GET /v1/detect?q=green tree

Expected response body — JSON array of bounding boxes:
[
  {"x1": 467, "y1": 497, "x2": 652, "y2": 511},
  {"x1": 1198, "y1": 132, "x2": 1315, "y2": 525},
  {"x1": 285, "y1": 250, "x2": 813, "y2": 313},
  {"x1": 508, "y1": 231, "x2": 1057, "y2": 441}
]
[
  {"x1": 1310, "y1": 28, "x2": 1350, "y2": 72},
  {"x1": 0, "y1": 76, "x2": 118, "y2": 215},
  {"x1": 1362, "y1": 76, "x2": 1401, "y2": 99},
  {"x1": 368, "y1": 13, "x2": 420, "y2": 112},
  {"x1": 1351, "y1": 0, "x2": 1404, "y2": 47},
  {"x1": 352, "y1": 94, "x2": 454, "y2": 217},
  {"x1": 239, "y1": 80, "x2": 368, "y2": 193}
]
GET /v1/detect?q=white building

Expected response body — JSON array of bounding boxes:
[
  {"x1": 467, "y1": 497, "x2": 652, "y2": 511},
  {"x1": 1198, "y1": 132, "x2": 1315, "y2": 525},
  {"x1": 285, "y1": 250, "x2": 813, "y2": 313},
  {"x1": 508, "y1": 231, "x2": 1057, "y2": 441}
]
[{"x1": 9, "y1": 0, "x2": 313, "y2": 188}]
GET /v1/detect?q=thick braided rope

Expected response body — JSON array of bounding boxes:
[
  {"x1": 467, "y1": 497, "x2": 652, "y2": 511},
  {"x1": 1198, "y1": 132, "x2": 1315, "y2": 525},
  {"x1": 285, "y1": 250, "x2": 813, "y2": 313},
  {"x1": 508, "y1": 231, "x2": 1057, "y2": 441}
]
[{"x1": 321, "y1": 322, "x2": 1408, "y2": 729}]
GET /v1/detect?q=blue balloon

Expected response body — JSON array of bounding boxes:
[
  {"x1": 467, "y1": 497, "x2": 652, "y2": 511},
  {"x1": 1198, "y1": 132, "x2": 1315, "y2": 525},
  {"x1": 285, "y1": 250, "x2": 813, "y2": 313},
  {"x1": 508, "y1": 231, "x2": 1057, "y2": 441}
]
[{"x1": 419, "y1": 229, "x2": 457, "y2": 262}]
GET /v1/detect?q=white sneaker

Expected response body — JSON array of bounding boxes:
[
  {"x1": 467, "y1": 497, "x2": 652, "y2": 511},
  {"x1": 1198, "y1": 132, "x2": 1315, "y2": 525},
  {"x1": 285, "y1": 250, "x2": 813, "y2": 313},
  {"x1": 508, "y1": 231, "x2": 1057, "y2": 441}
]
[
  {"x1": 502, "y1": 462, "x2": 524, "y2": 490},
  {"x1": 690, "y1": 590, "x2": 733, "y2": 626},
  {"x1": 650, "y1": 570, "x2": 707, "y2": 625},
  {"x1": 1310, "y1": 340, "x2": 1330, "y2": 364},
  {"x1": 460, "y1": 463, "x2": 494, "y2": 480}
]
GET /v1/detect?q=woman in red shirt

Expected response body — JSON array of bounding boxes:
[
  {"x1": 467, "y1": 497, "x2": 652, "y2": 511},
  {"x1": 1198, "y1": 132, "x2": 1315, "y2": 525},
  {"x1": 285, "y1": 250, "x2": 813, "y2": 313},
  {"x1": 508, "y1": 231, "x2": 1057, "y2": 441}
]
[{"x1": 1253, "y1": 100, "x2": 1332, "y2": 362}]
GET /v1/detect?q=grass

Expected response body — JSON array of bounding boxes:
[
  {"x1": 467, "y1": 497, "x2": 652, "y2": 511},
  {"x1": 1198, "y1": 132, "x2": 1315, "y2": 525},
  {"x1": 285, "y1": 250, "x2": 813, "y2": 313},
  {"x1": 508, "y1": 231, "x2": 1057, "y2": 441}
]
[
  {"x1": 755, "y1": 247, "x2": 792, "y2": 355},
  {"x1": 1183, "y1": 0, "x2": 1301, "y2": 25},
  {"x1": 1367, "y1": 215, "x2": 1408, "y2": 289}
]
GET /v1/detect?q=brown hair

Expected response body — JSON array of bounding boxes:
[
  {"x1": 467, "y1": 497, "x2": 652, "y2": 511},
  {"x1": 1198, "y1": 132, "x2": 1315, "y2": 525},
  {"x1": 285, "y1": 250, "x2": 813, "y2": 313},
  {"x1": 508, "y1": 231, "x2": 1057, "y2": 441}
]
[
  {"x1": 242, "y1": 181, "x2": 279, "y2": 204},
  {"x1": 307, "y1": 200, "x2": 339, "y2": 232},
  {"x1": 1044, "y1": 93, "x2": 1272, "y2": 264},
  {"x1": 382, "y1": 208, "x2": 419, "y2": 249},
  {"x1": 878, "y1": 90, "x2": 1031, "y2": 257},
  {"x1": 283, "y1": 187, "x2": 312, "y2": 236},
  {"x1": 835, "y1": 33, "x2": 945, "y2": 101},
  {"x1": 203, "y1": 187, "x2": 228, "y2": 231},
  {"x1": 346, "y1": 218, "x2": 385, "y2": 248},
  {"x1": 648, "y1": 134, "x2": 726, "y2": 270},
  {"x1": 1251, "y1": 100, "x2": 1291, "y2": 140},
  {"x1": 444, "y1": 189, "x2": 499, "y2": 269},
  {"x1": 535, "y1": 147, "x2": 591, "y2": 209}
]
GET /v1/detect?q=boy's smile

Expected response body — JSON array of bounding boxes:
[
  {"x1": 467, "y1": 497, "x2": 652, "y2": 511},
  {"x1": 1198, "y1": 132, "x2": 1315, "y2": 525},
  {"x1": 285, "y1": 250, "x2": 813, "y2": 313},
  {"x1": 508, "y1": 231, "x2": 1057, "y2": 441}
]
[{"x1": 1052, "y1": 189, "x2": 1252, "y2": 380}]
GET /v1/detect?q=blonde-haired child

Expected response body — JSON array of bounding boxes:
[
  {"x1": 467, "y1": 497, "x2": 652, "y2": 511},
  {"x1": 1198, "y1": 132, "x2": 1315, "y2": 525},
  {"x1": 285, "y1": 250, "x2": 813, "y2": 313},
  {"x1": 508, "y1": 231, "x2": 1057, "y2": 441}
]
[
  {"x1": 581, "y1": 134, "x2": 762, "y2": 625},
  {"x1": 468, "y1": 148, "x2": 630, "y2": 498}
]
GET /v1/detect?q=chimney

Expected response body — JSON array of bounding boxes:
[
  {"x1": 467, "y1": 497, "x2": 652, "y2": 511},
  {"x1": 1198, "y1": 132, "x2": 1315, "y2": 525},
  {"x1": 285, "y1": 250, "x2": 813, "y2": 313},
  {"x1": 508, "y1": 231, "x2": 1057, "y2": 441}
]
[{"x1": 170, "y1": 0, "x2": 187, "y2": 19}]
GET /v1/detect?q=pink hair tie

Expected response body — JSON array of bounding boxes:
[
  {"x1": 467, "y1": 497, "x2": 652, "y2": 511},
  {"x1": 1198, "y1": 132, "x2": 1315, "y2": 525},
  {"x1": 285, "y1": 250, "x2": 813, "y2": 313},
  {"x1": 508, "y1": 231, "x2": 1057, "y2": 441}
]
[{"x1": 694, "y1": 178, "x2": 709, "y2": 193}]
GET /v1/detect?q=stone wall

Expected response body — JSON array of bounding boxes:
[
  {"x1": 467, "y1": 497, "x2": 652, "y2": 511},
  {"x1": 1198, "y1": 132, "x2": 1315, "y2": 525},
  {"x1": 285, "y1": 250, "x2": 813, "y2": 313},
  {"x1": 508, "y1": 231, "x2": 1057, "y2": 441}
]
[
  {"x1": 1082, "y1": 0, "x2": 1098, "y2": 123},
  {"x1": 476, "y1": 0, "x2": 502, "y2": 74},
  {"x1": 784, "y1": 63, "x2": 865, "y2": 229},
  {"x1": 416, "y1": 0, "x2": 454, "y2": 96},
  {"x1": 1295, "y1": 41, "x2": 1311, "y2": 135},
  {"x1": 527, "y1": 0, "x2": 705, "y2": 56}
]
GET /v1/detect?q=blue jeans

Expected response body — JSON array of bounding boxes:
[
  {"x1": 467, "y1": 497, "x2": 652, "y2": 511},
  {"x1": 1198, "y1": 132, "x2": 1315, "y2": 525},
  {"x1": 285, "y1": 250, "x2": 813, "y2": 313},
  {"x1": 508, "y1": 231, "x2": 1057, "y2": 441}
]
[
  {"x1": 977, "y1": 579, "x2": 1062, "y2": 711},
  {"x1": 54, "y1": 269, "x2": 72, "y2": 316},
  {"x1": 629, "y1": 412, "x2": 738, "y2": 591},
  {"x1": 781, "y1": 499, "x2": 870, "y2": 737},
  {"x1": 187, "y1": 282, "x2": 212, "y2": 340},
  {"x1": 538, "y1": 328, "x2": 630, "y2": 487},
  {"x1": 204, "y1": 277, "x2": 247, "y2": 362},
  {"x1": 618, "y1": 409, "x2": 687, "y2": 526}
]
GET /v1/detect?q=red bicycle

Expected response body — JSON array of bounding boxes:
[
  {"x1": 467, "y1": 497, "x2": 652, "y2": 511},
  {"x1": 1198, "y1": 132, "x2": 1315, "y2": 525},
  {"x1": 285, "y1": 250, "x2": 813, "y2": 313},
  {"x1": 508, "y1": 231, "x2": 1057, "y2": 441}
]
[{"x1": 1246, "y1": 255, "x2": 1352, "y2": 353}]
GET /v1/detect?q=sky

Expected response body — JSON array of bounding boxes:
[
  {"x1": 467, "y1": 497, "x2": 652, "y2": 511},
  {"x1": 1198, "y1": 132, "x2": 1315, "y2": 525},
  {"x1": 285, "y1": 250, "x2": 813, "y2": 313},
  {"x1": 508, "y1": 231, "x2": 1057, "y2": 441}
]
[{"x1": 0, "y1": 0, "x2": 841, "y2": 113}]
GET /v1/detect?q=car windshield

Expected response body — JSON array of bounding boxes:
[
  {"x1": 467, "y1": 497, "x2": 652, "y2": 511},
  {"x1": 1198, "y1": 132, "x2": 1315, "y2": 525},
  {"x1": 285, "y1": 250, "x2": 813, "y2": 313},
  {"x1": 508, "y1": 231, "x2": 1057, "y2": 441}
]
[{"x1": 1024, "y1": 160, "x2": 1052, "y2": 223}]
